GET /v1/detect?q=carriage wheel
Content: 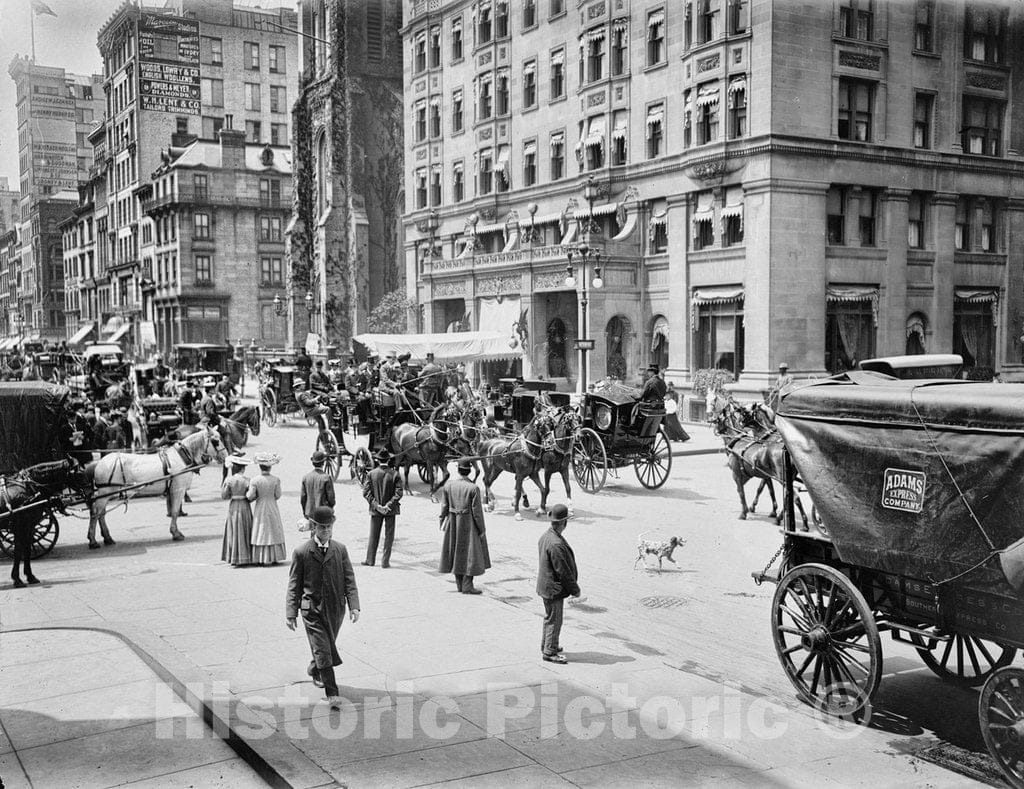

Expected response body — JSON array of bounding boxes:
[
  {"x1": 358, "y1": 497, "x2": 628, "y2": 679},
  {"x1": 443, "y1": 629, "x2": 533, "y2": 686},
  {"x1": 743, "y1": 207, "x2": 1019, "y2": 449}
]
[
  {"x1": 318, "y1": 431, "x2": 342, "y2": 481},
  {"x1": 350, "y1": 447, "x2": 374, "y2": 485},
  {"x1": 417, "y1": 462, "x2": 434, "y2": 485},
  {"x1": 634, "y1": 426, "x2": 672, "y2": 490},
  {"x1": 910, "y1": 630, "x2": 1016, "y2": 687},
  {"x1": 261, "y1": 390, "x2": 277, "y2": 427},
  {"x1": 0, "y1": 512, "x2": 59, "y2": 560},
  {"x1": 572, "y1": 427, "x2": 607, "y2": 493},
  {"x1": 980, "y1": 666, "x2": 1024, "y2": 789},
  {"x1": 772, "y1": 563, "x2": 882, "y2": 716}
]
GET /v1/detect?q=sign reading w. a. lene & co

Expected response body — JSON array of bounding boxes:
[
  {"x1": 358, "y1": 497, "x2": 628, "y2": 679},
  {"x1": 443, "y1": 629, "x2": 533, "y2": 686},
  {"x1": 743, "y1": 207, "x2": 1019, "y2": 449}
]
[{"x1": 881, "y1": 468, "x2": 926, "y2": 514}]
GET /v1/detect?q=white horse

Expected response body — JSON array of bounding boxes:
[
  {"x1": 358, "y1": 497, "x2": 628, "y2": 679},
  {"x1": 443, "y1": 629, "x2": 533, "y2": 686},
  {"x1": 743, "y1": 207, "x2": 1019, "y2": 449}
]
[{"x1": 86, "y1": 427, "x2": 226, "y2": 548}]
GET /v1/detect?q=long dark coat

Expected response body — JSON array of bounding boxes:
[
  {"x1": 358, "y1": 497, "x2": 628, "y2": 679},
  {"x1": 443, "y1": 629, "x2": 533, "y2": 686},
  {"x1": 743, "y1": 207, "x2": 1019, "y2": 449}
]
[
  {"x1": 286, "y1": 540, "x2": 360, "y2": 670},
  {"x1": 537, "y1": 528, "x2": 580, "y2": 600},
  {"x1": 300, "y1": 469, "x2": 336, "y2": 519},
  {"x1": 438, "y1": 476, "x2": 490, "y2": 576}
]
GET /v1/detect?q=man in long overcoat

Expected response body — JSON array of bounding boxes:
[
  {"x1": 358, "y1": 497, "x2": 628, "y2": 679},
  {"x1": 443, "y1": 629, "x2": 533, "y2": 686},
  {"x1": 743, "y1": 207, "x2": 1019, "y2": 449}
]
[
  {"x1": 286, "y1": 506, "x2": 360, "y2": 705},
  {"x1": 536, "y1": 503, "x2": 580, "y2": 664},
  {"x1": 361, "y1": 449, "x2": 403, "y2": 568},
  {"x1": 300, "y1": 451, "x2": 336, "y2": 519},
  {"x1": 438, "y1": 458, "x2": 490, "y2": 594}
]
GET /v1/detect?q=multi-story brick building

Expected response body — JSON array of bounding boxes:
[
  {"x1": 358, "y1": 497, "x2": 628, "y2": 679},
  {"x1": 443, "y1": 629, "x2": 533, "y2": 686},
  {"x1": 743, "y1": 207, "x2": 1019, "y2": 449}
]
[
  {"x1": 404, "y1": 0, "x2": 1024, "y2": 396},
  {"x1": 91, "y1": 0, "x2": 297, "y2": 354},
  {"x1": 7, "y1": 57, "x2": 103, "y2": 342},
  {"x1": 0, "y1": 229, "x2": 19, "y2": 344},
  {"x1": 139, "y1": 130, "x2": 292, "y2": 352},
  {"x1": 286, "y1": 0, "x2": 405, "y2": 353},
  {"x1": 0, "y1": 178, "x2": 21, "y2": 236}
]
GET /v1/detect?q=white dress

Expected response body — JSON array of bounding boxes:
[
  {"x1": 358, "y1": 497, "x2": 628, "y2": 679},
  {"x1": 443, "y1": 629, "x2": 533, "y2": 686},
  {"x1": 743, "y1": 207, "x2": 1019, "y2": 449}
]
[{"x1": 246, "y1": 472, "x2": 286, "y2": 564}]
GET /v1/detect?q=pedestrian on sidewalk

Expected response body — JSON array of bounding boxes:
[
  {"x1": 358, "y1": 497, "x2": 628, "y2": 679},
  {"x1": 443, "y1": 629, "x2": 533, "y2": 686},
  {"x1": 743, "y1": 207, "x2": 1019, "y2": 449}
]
[
  {"x1": 362, "y1": 448, "x2": 402, "y2": 568},
  {"x1": 301, "y1": 451, "x2": 336, "y2": 519},
  {"x1": 247, "y1": 452, "x2": 286, "y2": 565},
  {"x1": 286, "y1": 505, "x2": 360, "y2": 707},
  {"x1": 220, "y1": 454, "x2": 253, "y2": 567},
  {"x1": 537, "y1": 503, "x2": 580, "y2": 664},
  {"x1": 438, "y1": 457, "x2": 490, "y2": 594}
]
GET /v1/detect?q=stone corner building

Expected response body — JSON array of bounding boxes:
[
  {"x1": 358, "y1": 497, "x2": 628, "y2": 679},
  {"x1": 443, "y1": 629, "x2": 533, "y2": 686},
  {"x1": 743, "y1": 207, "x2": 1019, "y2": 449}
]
[{"x1": 287, "y1": 0, "x2": 405, "y2": 353}]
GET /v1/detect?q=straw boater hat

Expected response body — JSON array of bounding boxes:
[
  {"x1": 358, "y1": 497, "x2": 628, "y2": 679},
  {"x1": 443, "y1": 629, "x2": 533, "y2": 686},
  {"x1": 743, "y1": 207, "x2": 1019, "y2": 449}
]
[
  {"x1": 253, "y1": 452, "x2": 281, "y2": 467},
  {"x1": 224, "y1": 451, "x2": 252, "y2": 468}
]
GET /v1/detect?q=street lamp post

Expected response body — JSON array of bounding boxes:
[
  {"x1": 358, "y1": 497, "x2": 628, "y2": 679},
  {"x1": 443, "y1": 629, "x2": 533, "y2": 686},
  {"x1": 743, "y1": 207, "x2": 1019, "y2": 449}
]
[
  {"x1": 565, "y1": 177, "x2": 604, "y2": 394},
  {"x1": 304, "y1": 272, "x2": 322, "y2": 355}
]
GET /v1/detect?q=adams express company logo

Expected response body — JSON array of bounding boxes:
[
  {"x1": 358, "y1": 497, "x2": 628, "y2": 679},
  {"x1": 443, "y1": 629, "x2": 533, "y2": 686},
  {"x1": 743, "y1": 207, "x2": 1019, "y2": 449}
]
[{"x1": 881, "y1": 468, "x2": 926, "y2": 514}]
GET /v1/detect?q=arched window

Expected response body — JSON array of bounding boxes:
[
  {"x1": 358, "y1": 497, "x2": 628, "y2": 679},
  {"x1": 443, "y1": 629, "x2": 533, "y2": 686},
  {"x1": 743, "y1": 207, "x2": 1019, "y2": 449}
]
[
  {"x1": 315, "y1": 132, "x2": 328, "y2": 218},
  {"x1": 906, "y1": 312, "x2": 927, "y2": 355},
  {"x1": 547, "y1": 317, "x2": 567, "y2": 377},
  {"x1": 650, "y1": 314, "x2": 669, "y2": 369},
  {"x1": 606, "y1": 314, "x2": 631, "y2": 379}
]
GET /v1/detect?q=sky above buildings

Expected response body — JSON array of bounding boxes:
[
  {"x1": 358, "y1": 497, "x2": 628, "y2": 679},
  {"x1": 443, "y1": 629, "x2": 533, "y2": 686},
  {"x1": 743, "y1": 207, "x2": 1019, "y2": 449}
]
[{"x1": 0, "y1": 0, "x2": 297, "y2": 189}]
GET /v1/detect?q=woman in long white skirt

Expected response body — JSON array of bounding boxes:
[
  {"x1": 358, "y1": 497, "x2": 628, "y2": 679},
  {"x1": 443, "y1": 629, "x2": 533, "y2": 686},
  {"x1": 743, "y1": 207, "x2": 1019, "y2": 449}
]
[{"x1": 247, "y1": 452, "x2": 286, "y2": 565}]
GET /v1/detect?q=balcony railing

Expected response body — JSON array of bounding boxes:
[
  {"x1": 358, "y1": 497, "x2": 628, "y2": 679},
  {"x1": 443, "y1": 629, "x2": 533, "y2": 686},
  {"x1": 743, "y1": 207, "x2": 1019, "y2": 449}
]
[
  {"x1": 424, "y1": 244, "x2": 569, "y2": 274},
  {"x1": 142, "y1": 190, "x2": 289, "y2": 214}
]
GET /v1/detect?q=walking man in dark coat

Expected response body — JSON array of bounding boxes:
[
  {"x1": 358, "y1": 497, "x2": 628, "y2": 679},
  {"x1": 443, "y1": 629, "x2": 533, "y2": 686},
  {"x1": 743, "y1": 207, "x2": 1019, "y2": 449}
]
[
  {"x1": 300, "y1": 451, "x2": 336, "y2": 519},
  {"x1": 536, "y1": 503, "x2": 580, "y2": 664},
  {"x1": 439, "y1": 457, "x2": 490, "y2": 593},
  {"x1": 362, "y1": 449, "x2": 403, "y2": 568},
  {"x1": 286, "y1": 506, "x2": 360, "y2": 707}
]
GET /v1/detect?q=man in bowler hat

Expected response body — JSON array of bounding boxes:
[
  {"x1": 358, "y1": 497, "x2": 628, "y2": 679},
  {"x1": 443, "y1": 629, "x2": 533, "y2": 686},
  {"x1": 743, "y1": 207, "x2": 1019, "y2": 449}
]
[
  {"x1": 362, "y1": 449, "x2": 403, "y2": 568},
  {"x1": 286, "y1": 506, "x2": 360, "y2": 707},
  {"x1": 301, "y1": 451, "x2": 336, "y2": 519},
  {"x1": 439, "y1": 457, "x2": 490, "y2": 593},
  {"x1": 640, "y1": 364, "x2": 667, "y2": 403},
  {"x1": 536, "y1": 503, "x2": 580, "y2": 664}
]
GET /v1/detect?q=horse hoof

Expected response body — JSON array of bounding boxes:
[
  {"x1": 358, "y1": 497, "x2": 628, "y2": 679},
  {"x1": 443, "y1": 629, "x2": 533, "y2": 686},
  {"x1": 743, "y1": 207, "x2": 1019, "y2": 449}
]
[
  {"x1": 514, "y1": 512, "x2": 524, "y2": 522},
  {"x1": 171, "y1": 533, "x2": 185, "y2": 542},
  {"x1": 12, "y1": 578, "x2": 25, "y2": 588},
  {"x1": 103, "y1": 538, "x2": 116, "y2": 546},
  {"x1": 738, "y1": 513, "x2": 748, "y2": 520},
  {"x1": 26, "y1": 575, "x2": 40, "y2": 585},
  {"x1": 89, "y1": 541, "x2": 101, "y2": 550}
]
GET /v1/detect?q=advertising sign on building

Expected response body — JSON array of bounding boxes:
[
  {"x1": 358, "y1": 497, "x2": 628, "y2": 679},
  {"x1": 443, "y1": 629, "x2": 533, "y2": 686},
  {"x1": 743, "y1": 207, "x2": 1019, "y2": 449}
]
[{"x1": 137, "y1": 13, "x2": 201, "y2": 115}]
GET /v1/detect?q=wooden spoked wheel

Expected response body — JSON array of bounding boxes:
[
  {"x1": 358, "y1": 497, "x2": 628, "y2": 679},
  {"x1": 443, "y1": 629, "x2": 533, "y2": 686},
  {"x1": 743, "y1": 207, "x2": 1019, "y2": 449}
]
[
  {"x1": 771, "y1": 563, "x2": 882, "y2": 716},
  {"x1": 979, "y1": 666, "x2": 1024, "y2": 789},
  {"x1": 910, "y1": 630, "x2": 1017, "y2": 688},
  {"x1": 317, "y1": 431, "x2": 341, "y2": 481},
  {"x1": 572, "y1": 427, "x2": 607, "y2": 493},
  {"x1": 350, "y1": 447, "x2": 373, "y2": 485},
  {"x1": 261, "y1": 389, "x2": 277, "y2": 427},
  {"x1": 0, "y1": 511, "x2": 59, "y2": 560},
  {"x1": 634, "y1": 427, "x2": 672, "y2": 490}
]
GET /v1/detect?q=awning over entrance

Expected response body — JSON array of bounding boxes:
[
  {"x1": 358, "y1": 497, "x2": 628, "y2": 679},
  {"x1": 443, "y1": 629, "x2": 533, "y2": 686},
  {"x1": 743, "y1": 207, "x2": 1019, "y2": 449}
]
[
  {"x1": 827, "y1": 284, "x2": 880, "y2": 326},
  {"x1": 353, "y1": 331, "x2": 522, "y2": 363},
  {"x1": 691, "y1": 286, "x2": 744, "y2": 332},
  {"x1": 651, "y1": 316, "x2": 669, "y2": 353},
  {"x1": 102, "y1": 315, "x2": 124, "y2": 334},
  {"x1": 478, "y1": 296, "x2": 522, "y2": 349},
  {"x1": 68, "y1": 322, "x2": 95, "y2": 346},
  {"x1": 955, "y1": 287, "x2": 999, "y2": 326},
  {"x1": 108, "y1": 323, "x2": 131, "y2": 342}
]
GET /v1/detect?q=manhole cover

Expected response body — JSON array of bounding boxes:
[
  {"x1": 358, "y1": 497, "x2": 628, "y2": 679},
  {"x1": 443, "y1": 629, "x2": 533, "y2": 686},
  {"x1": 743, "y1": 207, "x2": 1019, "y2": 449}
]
[{"x1": 639, "y1": 595, "x2": 686, "y2": 609}]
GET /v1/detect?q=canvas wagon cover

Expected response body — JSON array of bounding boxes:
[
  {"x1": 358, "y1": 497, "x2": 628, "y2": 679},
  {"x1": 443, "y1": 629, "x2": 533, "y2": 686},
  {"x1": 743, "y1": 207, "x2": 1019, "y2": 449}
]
[
  {"x1": 0, "y1": 382, "x2": 70, "y2": 475},
  {"x1": 776, "y1": 375, "x2": 1024, "y2": 595}
]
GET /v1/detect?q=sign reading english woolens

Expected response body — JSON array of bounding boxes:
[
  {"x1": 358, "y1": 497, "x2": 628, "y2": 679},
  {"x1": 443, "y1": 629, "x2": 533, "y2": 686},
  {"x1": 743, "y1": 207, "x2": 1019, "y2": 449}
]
[{"x1": 137, "y1": 13, "x2": 201, "y2": 115}]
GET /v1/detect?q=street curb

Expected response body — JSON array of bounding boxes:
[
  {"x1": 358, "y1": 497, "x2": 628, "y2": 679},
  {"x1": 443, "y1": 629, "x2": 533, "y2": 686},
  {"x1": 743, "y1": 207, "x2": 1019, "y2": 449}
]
[{"x1": 1, "y1": 624, "x2": 340, "y2": 789}]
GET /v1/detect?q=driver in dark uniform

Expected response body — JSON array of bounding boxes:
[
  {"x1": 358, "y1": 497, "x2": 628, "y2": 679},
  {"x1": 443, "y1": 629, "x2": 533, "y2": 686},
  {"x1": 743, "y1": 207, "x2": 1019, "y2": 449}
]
[
  {"x1": 308, "y1": 360, "x2": 332, "y2": 394},
  {"x1": 153, "y1": 355, "x2": 171, "y2": 396},
  {"x1": 178, "y1": 379, "x2": 200, "y2": 425},
  {"x1": 640, "y1": 364, "x2": 667, "y2": 403}
]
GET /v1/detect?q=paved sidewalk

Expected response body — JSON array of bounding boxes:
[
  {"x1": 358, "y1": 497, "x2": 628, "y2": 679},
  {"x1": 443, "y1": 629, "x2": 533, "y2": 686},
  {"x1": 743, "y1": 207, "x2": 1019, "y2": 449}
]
[{"x1": 0, "y1": 629, "x2": 266, "y2": 788}]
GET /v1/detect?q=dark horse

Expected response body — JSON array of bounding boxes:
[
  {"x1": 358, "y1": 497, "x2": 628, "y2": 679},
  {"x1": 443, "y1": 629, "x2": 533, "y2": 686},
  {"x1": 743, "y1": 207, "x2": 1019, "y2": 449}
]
[
  {"x1": 388, "y1": 403, "x2": 459, "y2": 502},
  {"x1": 479, "y1": 413, "x2": 556, "y2": 521},
  {"x1": 535, "y1": 407, "x2": 581, "y2": 518}
]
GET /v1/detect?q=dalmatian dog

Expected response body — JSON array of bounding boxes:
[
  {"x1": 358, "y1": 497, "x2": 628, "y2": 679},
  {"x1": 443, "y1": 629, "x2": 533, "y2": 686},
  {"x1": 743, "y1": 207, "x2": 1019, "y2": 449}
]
[{"x1": 634, "y1": 535, "x2": 686, "y2": 573}]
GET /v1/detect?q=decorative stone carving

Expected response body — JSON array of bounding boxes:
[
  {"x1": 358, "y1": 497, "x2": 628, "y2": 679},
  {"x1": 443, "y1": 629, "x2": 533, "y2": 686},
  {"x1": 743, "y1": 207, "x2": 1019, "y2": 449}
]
[
  {"x1": 477, "y1": 274, "x2": 521, "y2": 294},
  {"x1": 416, "y1": 147, "x2": 428, "y2": 160},
  {"x1": 966, "y1": 72, "x2": 1006, "y2": 91},
  {"x1": 415, "y1": 80, "x2": 427, "y2": 93},
  {"x1": 588, "y1": 2, "x2": 606, "y2": 20},
  {"x1": 838, "y1": 51, "x2": 880, "y2": 71},
  {"x1": 479, "y1": 51, "x2": 492, "y2": 66},
  {"x1": 588, "y1": 92, "x2": 606, "y2": 107},
  {"x1": 689, "y1": 159, "x2": 730, "y2": 181},
  {"x1": 434, "y1": 279, "x2": 466, "y2": 296},
  {"x1": 615, "y1": 86, "x2": 624, "y2": 101},
  {"x1": 535, "y1": 272, "x2": 569, "y2": 290},
  {"x1": 697, "y1": 53, "x2": 720, "y2": 73},
  {"x1": 478, "y1": 207, "x2": 496, "y2": 221},
  {"x1": 478, "y1": 127, "x2": 493, "y2": 141}
]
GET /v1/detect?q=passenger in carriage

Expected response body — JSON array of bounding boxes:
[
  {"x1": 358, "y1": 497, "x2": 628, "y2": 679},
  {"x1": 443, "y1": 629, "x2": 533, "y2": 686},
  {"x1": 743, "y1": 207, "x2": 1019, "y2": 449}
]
[
  {"x1": 640, "y1": 364, "x2": 668, "y2": 404},
  {"x1": 308, "y1": 360, "x2": 332, "y2": 394},
  {"x1": 178, "y1": 378, "x2": 200, "y2": 425},
  {"x1": 419, "y1": 352, "x2": 443, "y2": 406}
]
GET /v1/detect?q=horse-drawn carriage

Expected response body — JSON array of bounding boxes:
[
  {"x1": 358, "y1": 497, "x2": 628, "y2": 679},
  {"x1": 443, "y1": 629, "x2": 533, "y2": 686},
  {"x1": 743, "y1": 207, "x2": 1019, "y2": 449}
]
[
  {"x1": 570, "y1": 386, "x2": 672, "y2": 493},
  {"x1": 259, "y1": 363, "x2": 308, "y2": 426},
  {"x1": 758, "y1": 372, "x2": 1024, "y2": 788}
]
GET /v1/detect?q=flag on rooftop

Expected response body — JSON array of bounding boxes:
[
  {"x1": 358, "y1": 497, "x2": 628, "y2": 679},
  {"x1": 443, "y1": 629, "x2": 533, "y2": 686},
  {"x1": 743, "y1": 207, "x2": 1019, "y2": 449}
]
[{"x1": 31, "y1": 0, "x2": 57, "y2": 17}]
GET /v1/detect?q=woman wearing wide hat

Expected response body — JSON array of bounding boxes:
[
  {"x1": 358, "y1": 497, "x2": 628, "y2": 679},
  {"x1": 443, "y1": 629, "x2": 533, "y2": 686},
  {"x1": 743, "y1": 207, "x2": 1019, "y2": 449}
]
[
  {"x1": 247, "y1": 452, "x2": 287, "y2": 565},
  {"x1": 221, "y1": 453, "x2": 254, "y2": 566}
]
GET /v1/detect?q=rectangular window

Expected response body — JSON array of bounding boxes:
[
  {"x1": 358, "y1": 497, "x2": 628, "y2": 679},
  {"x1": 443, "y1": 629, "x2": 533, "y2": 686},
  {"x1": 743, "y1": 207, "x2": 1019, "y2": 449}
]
[
  {"x1": 496, "y1": 146, "x2": 511, "y2": 192},
  {"x1": 647, "y1": 11, "x2": 665, "y2": 66},
  {"x1": 479, "y1": 76, "x2": 493, "y2": 119},
  {"x1": 478, "y1": 6, "x2": 492, "y2": 43},
  {"x1": 728, "y1": 78, "x2": 747, "y2": 138},
  {"x1": 551, "y1": 49, "x2": 566, "y2": 98},
  {"x1": 246, "y1": 42, "x2": 260, "y2": 70},
  {"x1": 729, "y1": 0, "x2": 749, "y2": 34},
  {"x1": 696, "y1": 87, "x2": 720, "y2": 145},
  {"x1": 453, "y1": 163, "x2": 465, "y2": 202},
  {"x1": 429, "y1": 26, "x2": 441, "y2": 68},
  {"x1": 195, "y1": 255, "x2": 212, "y2": 284},
  {"x1": 858, "y1": 190, "x2": 876, "y2": 247},
  {"x1": 523, "y1": 62, "x2": 537, "y2": 108},
  {"x1": 914, "y1": 93, "x2": 933, "y2": 149},
  {"x1": 550, "y1": 133, "x2": 565, "y2": 180},
  {"x1": 837, "y1": 78, "x2": 873, "y2": 141},
  {"x1": 415, "y1": 101, "x2": 427, "y2": 141},
  {"x1": 955, "y1": 197, "x2": 970, "y2": 250},
  {"x1": 260, "y1": 216, "x2": 282, "y2": 241},
  {"x1": 692, "y1": 217, "x2": 713, "y2": 250},
  {"x1": 908, "y1": 192, "x2": 926, "y2": 249},
  {"x1": 496, "y1": 2, "x2": 509, "y2": 37},
  {"x1": 430, "y1": 166, "x2": 442, "y2": 206},
  {"x1": 260, "y1": 257, "x2": 282, "y2": 284},
  {"x1": 962, "y1": 96, "x2": 1003, "y2": 156},
  {"x1": 965, "y1": 4, "x2": 1006, "y2": 63},
  {"x1": 479, "y1": 151, "x2": 493, "y2": 194},
  {"x1": 201, "y1": 78, "x2": 224, "y2": 107},
  {"x1": 954, "y1": 297, "x2": 996, "y2": 373},
  {"x1": 696, "y1": 300, "x2": 745, "y2": 375},
  {"x1": 839, "y1": 0, "x2": 873, "y2": 40},
  {"x1": 523, "y1": 141, "x2": 537, "y2": 186},
  {"x1": 451, "y1": 18, "x2": 463, "y2": 61},
  {"x1": 587, "y1": 33, "x2": 605, "y2": 82},
  {"x1": 270, "y1": 86, "x2": 287, "y2": 114},
  {"x1": 452, "y1": 89, "x2": 464, "y2": 132},
  {"x1": 194, "y1": 213, "x2": 210, "y2": 239},
  {"x1": 244, "y1": 83, "x2": 261, "y2": 112},
  {"x1": 827, "y1": 187, "x2": 846, "y2": 245},
  {"x1": 915, "y1": 0, "x2": 934, "y2": 51},
  {"x1": 429, "y1": 98, "x2": 441, "y2": 138},
  {"x1": 683, "y1": 89, "x2": 693, "y2": 148},
  {"x1": 260, "y1": 179, "x2": 281, "y2": 207},
  {"x1": 646, "y1": 103, "x2": 664, "y2": 159},
  {"x1": 524, "y1": 0, "x2": 537, "y2": 28},
  {"x1": 723, "y1": 214, "x2": 744, "y2": 246},
  {"x1": 414, "y1": 32, "x2": 427, "y2": 72},
  {"x1": 270, "y1": 123, "x2": 287, "y2": 145},
  {"x1": 415, "y1": 168, "x2": 428, "y2": 209},
  {"x1": 980, "y1": 200, "x2": 998, "y2": 252},
  {"x1": 612, "y1": 111, "x2": 628, "y2": 165},
  {"x1": 611, "y1": 27, "x2": 628, "y2": 75},
  {"x1": 826, "y1": 297, "x2": 876, "y2": 373},
  {"x1": 550, "y1": 0, "x2": 565, "y2": 16},
  {"x1": 496, "y1": 72, "x2": 509, "y2": 115},
  {"x1": 697, "y1": 0, "x2": 720, "y2": 43},
  {"x1": 245, "y1": 120, "x2": 262, "y2": 143},
  {"x1": 193, "y1": 174, "x2": 208, "y2": 201},
  {"x1": 203, "y1": 36, "x2": 223, "y2": 66},
  {"x1": 269, "y1": 45, "x2": 285, "y2": 73}
]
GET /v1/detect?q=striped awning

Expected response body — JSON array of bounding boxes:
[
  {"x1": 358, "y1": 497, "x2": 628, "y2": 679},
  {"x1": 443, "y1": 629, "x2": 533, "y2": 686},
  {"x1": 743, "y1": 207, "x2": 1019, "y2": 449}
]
[
  {"x1": 696, "y1": 84, "x2": 720, "y2": 107},
  {"x1": 691, "y1": 286, "x2": 744, "y2": 332},
  {"x1": 828, "y1": 284, "x2": 880, "y2": 326},
  {"x1": 651, "y1": 316, "x2": 669, "y2": 352},
  {"x1": 955, "y1": 287, "x2": 1000, "y2": 326}
]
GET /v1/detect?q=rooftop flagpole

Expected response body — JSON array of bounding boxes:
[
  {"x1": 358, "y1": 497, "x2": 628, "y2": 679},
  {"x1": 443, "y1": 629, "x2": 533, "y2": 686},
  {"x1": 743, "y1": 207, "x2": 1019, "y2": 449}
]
[{"x1": 30, "y1": 2, "x2": 36, "y2": 62}]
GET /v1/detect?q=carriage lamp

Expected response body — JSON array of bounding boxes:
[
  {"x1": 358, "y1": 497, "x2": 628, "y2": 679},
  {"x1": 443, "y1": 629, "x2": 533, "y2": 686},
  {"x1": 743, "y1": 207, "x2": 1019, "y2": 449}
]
[
  {"x1": 273, "y1": 294, "x2": 284, "y2": 317},
  {"x1": 594, "y1": 403, "x2": 612, "y2": 430}
]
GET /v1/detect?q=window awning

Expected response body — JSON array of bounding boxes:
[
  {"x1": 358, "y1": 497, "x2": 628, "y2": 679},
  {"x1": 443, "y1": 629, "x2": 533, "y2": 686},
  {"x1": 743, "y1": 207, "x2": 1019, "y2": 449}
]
[
  {"x1": 585, "y1": 116, "x2": 606, "y2": 150},
  {"x1": 612, "y1": 115, "x2": 629, "y2": 141},
  {"x1": 651, "y1": 316, "x2": 669, "y2": 353},
  {"x1": 561, "y1": 217, "x2": 578, "y2": 245},
  {"x1": 691, "y1": 286, "x2": 744, "y2": 332},
  {"x1": 429, "y1": 96, "x2": 441, "y2": 107},
  {"x1": 906, "y1": 315, "x2": 926, "y2": 340},
  {"x1": 496, "y1": 145, "x2": 511, "y2": 175},
  {"x1": 549, "y1": 131, "x2": 565, "y2": 150},
  {"x1": 690, "y1": 210, "x2": 712, "y2": 240},
  {"x1": 550, "y1": 49, "x2": 564, "y2": 66},
  {"x1": 646, "y1": 106, "x2": 664, "y2": 127},
  {"x1": 613, "y1": 18, "x2": 629, "y2": 34},
  {"x1": 574, "y1": 202, "x2": 619, "y2": 220},
  {"x1": 611, "y1": 203, "x2": 639, "y2": 241},
  {"x1": 523, "y1": 140, "x2": 537, "y2": 156},
  {"x1": 828, "y1": 284, "x2": 880, "y2": 326},
  {"x1": 103, "y1": 315, "x2": 124, "y2": 334},
  {"x1": 523, "y1": 61, "x2": 536, "y2": 76},
  {"x1": 956, "y1": 288, "x2": 1000, "y2": 325},
  {"x1": 108, "y1": 323, "x2": 131, "y2": 343},
  {"x1": 501, "y1": 227, "x2": 519, "y2": 252},
  {"x1": 353, "y1": 331, "x2": 522, "y2": 364},
  {"x1": 728, "y1": 76, "x2": 747, "y2": 95},
  {"x1": 648, "y1": 9, "x2": 665, "y2": 29},
  {"x1": 68, "y1": 321, "x2": 95, "y2": 346},
  {"x1": 696, "y1": 84, "x2": 720, "y2": 107},
  {"x1": 476, "y1": 219, "x2": 507, "y2": 234},
  {"x1": 588, "y1": 28, "x2": 606, "y2": 44}
]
